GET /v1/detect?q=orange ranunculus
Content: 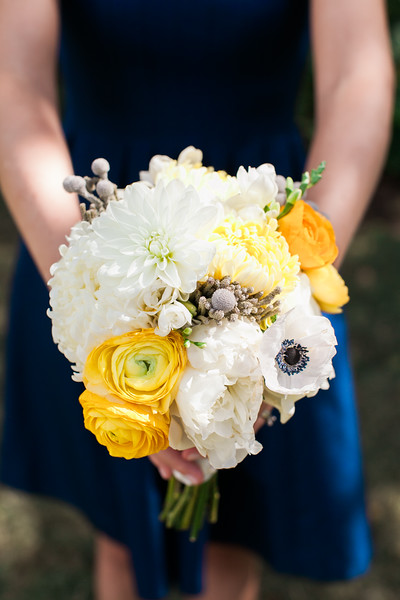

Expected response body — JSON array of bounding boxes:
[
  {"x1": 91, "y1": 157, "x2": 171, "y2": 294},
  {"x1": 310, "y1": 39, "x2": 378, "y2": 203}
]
[
  {"x1": 83, "y1": 329, "x2": 187, "y2": 414},
  {"x1": 79, "y1": 390, "x2": 170, "y2": 459},
  {"x1": 305, "y1": 264, "x2": 349, "y2": 314},
  {"x1": 278, "y1": 200, "x2": 338, "y2": 269}
]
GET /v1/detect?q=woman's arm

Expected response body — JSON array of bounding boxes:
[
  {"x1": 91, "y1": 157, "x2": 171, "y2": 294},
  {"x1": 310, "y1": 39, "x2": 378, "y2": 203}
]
[
  {"x1": 0, "y1": 0, "x2": 204, "y2": 483},
  {"x1": 306, "y1": 0, "x2": 395, "y2": 265},
  {"x1": 0, "y1": 0, "x2": 80, "y2": 282}
]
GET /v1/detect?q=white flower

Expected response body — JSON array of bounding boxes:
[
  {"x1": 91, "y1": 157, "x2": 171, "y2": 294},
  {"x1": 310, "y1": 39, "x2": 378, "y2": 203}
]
[
  {"x1": 140, "y1": 146, "x2": 204, "y2": 184},
  {"x1": 169, "y1": 319, "x2": 264, "y2": 468},
  {"x1": 258, "y1": 307, "x2": 337, "y2": 421},
  {"x1": 171, "y1": 369, "x2": 263, "y2": 469},
  {"x1": 280, "y1": 272, "x2": 321, "y2": 316},
  {"x1": 140, "y1": 146, "x2": 240, "y2": 207},
  {"x1": 48, "y1": 221, "x2": 150, "y2": 380},
  {"x1": 187, "y1": 319, "x2": 262, "y2": 381},
  {"x1": 91, "y1": 179, "x2": 219, "y2": 295},
  {"x1": 155, "y1": 301, "x2": 193, "y2": 336},
  {"x1": 129, "y1": 279, "x2": 184, "y2": 317},
  {"x1": 224, "y1": 164, "x2": 280, "y2": 219}
]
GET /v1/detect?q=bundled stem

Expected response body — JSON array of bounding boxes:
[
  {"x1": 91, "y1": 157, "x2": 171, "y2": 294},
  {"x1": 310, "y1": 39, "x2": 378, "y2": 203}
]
[{"x1": 159, "y1": 473, "x2": 219, "y2": 541}]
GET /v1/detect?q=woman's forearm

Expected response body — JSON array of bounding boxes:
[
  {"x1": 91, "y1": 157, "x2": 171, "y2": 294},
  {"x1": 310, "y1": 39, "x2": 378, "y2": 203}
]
[
  {"x1": 306, "y1": 0, "x2": 395, "y2": 265},
  {"x1": 0, "y1": 0, "x2": 80, "y2": 283},
  {"x1": 0, "y1": 80, "x2": 80, "y2": 282},
  {"x1": 305, "y1": 68, "x2": 394, "y2": 263}
]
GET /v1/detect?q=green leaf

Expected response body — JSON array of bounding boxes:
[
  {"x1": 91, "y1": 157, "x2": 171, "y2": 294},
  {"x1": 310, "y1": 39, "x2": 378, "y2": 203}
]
[
  {"x1": 310, "y1": 161, "x2": 326, "y2": 186},
  {"x1": 277, "y1": 188, "x2": 302, "y2": 220}
]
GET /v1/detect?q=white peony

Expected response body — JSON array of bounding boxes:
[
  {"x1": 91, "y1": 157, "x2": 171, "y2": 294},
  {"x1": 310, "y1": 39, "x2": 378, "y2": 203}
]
[
  {"x1": 171, "y1": 369, "x2": 263, "y2": 469},
  {"x1": 258, "y1": 306, "x2": 337, "y2": 422},
  {"x1": 90, "y1": 179, "x2": 220, "y2": 295},
  {"x1": 169, "y1": 319, "x2": 264, "y2": 468},
  {"x1": 187, "y1": 319, "x2": 263, "y2": 381}
]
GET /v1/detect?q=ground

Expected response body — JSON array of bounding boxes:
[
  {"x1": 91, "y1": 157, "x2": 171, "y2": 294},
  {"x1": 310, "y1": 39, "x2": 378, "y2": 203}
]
[{"x1": 0, "y1": 178, "x2": 399, "y2": 600}]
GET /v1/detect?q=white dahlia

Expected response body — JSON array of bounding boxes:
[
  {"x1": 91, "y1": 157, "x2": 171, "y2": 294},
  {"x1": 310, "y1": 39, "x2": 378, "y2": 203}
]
[{"x1": 91, "y1": 179, "x2": 220, "y2": 295}]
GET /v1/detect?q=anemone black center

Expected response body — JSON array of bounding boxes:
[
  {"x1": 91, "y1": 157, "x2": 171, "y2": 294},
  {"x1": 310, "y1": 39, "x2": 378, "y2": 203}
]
[{"x1": 284, "y1": 347, "x2": 301, "y2": 366}]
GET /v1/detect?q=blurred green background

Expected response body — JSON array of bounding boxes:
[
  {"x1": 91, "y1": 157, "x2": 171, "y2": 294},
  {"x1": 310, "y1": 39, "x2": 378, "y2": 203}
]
[{"x1": 1, "y1": 4, "x2": 400, "y2": 599}]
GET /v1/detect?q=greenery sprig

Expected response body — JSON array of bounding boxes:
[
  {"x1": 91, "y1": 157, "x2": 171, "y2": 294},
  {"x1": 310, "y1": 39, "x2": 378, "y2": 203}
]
[{"x1": 277, "y1": 161, "x2": 326, "y2": 220}]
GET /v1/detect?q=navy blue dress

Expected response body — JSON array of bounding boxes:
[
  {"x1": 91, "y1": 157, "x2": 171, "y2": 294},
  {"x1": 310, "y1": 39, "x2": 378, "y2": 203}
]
[{"x1": 1, "y1": 1, "x2": 372, "y2": 598}]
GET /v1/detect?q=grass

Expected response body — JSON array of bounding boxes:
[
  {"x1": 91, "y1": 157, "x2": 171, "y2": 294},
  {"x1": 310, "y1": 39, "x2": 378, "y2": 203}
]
[{"x1": 0, "y1": 179, "x2": 400, "y2": 599}]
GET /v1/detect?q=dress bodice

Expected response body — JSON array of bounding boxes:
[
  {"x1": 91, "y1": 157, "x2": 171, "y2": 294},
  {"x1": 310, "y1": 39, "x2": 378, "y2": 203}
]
[{"x1": 59, "y1": 0, "x2": 309, "y2": 178}]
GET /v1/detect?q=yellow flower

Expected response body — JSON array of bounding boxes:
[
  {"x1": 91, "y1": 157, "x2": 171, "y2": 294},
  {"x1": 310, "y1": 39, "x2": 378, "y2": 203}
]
[
  {"x1": 208, "y1": 216, "x2": 299, "y2": 297},
  {"x1": 278, "y1": 200, "x2": 338, "y2": 269},
  {"x1": 83, "y1": 329, "x2": 187, "y2": 414},
  {"x1": 305, "y1": 264, "x2": 349, "y2": 313},
  {"x1": 79, "y1": 390, "x2": 169, "y2": 459}
]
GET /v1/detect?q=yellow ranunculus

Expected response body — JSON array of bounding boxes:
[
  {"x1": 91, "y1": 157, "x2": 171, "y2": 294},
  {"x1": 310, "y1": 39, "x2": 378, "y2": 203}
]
[
  {"x1": 79, "y1": 390, "x2": 169, "y2": 459},
  {"x1": 278, "y1": 200, "x2": 338, "y2": 270},
  {"x1": 83, "y1": 329, "x2": 187, "y2": 414},
  {"x1": 305, "y1": 264, "x2": 349, "y2": 314}
]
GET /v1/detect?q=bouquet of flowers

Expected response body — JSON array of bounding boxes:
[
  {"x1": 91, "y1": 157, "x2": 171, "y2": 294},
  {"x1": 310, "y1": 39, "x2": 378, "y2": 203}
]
[{"x1": 48, "y1": 146, "x2": 349, "y2": 540}]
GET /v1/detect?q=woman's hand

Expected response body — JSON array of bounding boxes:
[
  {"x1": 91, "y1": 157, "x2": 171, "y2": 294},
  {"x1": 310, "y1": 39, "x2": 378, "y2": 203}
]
[
  {"x1": 254, "y1": 402, "x2": 273, "y2": 434},
  {"x1": 149, "y1": 447, "x2": 204, "y2": 484},
  {"x1": 150, "y1": 400, "x2": 273, "y2": 482}
]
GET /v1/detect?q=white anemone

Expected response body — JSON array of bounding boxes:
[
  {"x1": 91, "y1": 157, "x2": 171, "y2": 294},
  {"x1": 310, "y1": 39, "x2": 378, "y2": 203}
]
[{"x1": 259, "y1": 307, "x2": 337, "y2": 412}]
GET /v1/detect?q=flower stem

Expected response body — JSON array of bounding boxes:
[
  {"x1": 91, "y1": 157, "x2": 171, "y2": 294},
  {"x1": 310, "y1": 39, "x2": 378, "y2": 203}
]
[
  {"x1": 159, "y1": 476, "x2": 181, "y2": 521},
  {"x1": 159, "y1": 474, "x2": 220, "y2": 541},
  {"x1": 209, "y1": 474, "x2": 220, "y2": 524},
  {"x1": 189, "y1": 482, "x2": 209, "y2": 542}
]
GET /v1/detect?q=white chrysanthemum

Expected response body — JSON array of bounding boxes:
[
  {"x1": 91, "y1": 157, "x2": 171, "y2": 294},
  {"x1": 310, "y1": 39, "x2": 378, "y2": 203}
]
[
  {"x1": 169, "y1": 319, "x2": 264, "y2": 468},
  {"x1": 258, "y1": 307, "x2": 337, "y2": 422},
  {"x1": 48, "y1": 221, "x2": 150, "y2": 380},
  {"x1": 90, "y1": 179, "x2": 220, "y2": 295},
  {"x1": 208, "y1": 216, "x2": 300, "y2": 298}
]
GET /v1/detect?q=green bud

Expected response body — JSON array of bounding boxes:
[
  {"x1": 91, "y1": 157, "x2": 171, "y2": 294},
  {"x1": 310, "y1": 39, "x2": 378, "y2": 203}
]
[
  {"x1": 182, "y1": 327, "x2": 192, "y2": 336},
  {"x1": 184, "y1": 339, "x2": 191, "y2": 348},
  {"x1": 178, "y1": 300, "x2": 198, "y2": 317},
  {"x1": 192, "y1": 341, "x2": 206, "y2": 348}
]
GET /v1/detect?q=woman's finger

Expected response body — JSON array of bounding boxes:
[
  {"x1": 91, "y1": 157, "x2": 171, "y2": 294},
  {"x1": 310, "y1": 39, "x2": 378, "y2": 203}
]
[{"x1": 149, "y1": 448, "x2": 204, "y2": 484}]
